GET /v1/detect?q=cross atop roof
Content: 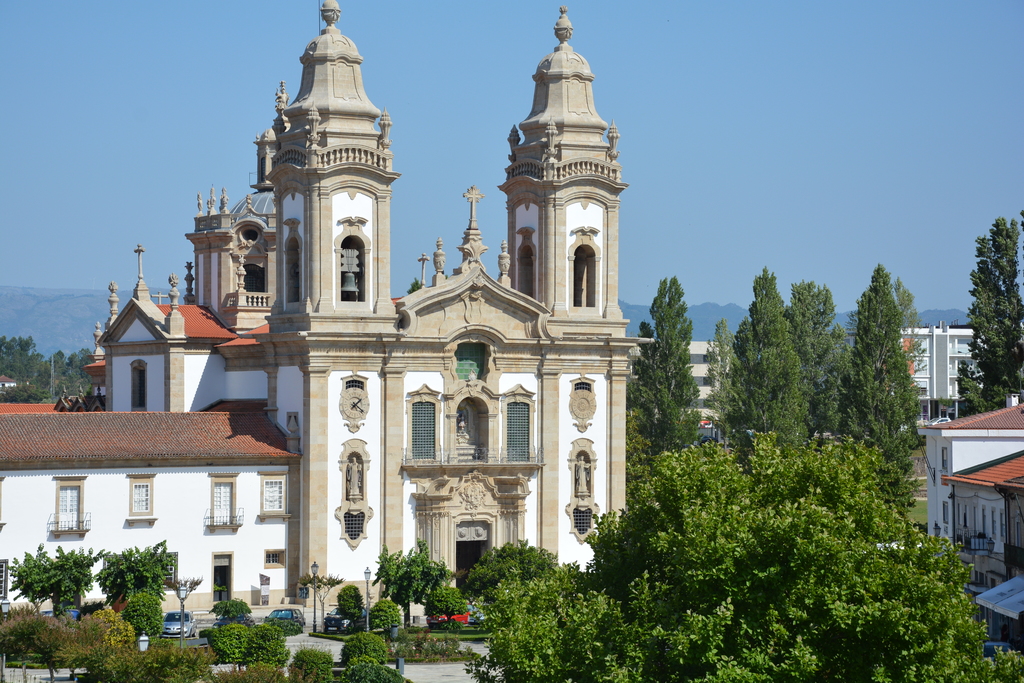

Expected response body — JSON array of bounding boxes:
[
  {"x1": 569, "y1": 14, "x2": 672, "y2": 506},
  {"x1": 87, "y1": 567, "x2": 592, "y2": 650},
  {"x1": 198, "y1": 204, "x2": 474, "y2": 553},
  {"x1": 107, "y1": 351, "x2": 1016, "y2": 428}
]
[{"x1": 463, "y1": 186, "x2": 484, "y2": 231}]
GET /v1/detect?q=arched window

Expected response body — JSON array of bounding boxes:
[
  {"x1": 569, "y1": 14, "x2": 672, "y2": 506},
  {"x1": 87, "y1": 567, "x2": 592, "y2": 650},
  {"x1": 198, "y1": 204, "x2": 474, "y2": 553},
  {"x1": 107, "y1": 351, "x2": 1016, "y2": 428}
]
[
  {"x1": 285, "y1": 237, "x2": 301, "y2": 303},
  {"x1": 411, "y1": 401, "x2": 436, "y2": 459},
  {"x1": 339, "y1": 235, "x2": 365, "y2": 303},
  {"x1": 517, "y1": 243, "x2": 534, "y2": 298},
  {"x1": 243, "y1": 264, "x2": 266, "y2": 293},
  {"x1": 572, "y1": 245, "x2": 596, "y2": 308},
  {"x1": 130, "y1": 359, "x2": 147, "y2": 411}
]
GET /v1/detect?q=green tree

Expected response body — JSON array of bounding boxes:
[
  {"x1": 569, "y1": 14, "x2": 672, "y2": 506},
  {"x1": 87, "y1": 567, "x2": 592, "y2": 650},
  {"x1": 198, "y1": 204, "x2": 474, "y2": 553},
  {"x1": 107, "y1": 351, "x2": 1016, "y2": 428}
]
[
  {"x1": 843, "y1": 264, "x2": 921, "y2": 508},
  {"x1": 336, "y1": 584, "x2": 365, "y2": 623},
  {"x1": 703, "y1": 318, "x2": 737, "y2": 444},
  {"x1": 210, "y1": 598, "x2": 252, "y2": 619},
  {"x1": 407, "y1": 279, "x2": 423, "y2": 294},
  {"x1": 0, "y1": 612, "x2": 78, "y2": 682},
  {"x1": 96, "y1": 541, "x2": 178, "y2": 604},
  {"x1": 959, "y1": 213, "x2": 1024, "y2": 415},
  {"x1": 375, "y1": 540, "x2": 450, "y2": 627},
  {"x1": 340, "y1": 631, "x2": 389, "y2": 666},
  {"x1": 785, "y1": 281, "x2": 848, "y2": 439},
  {"x1": 369, "y1": 598, "x2": 402, "y2": 630},
  {"x1": 424, "y1": 586, "x2": 468, "y2": 624},
  {"x1": 242, "y1": 622, "x2": 290, "y2": 668},
  {"x1": 120, "y1": 593, "x2": 164, "y2": 640},
  {"x1": 290, "y1": 646, "x2": 334, "y2": 683},
  {"x1": 0, "y1": 382, "x2": 50, "y2": 403},
  {"x1": 729, "y1": 268, "x2": 807, "y2": 445},
  {"x1": 462, "y1": 540, "x2": 558, "y2": 604},
  {"x1": 0, "y1": 336, "x2": 46, "y2": 382},
  {"x1": 10, "y1": 544, "x2": 102, "y2": 614},
  {"x1": 208, "y1": 623, "x2": 250, "y2": 666},
  {"x1": 471, "y1": 439, "x2": 1015, "y2": 682},
  {"x1": 298, "y1": 572, "x2": 343, "y2": 631},
  {"x1": 626, "y1": 276, "x2": 700, "y2": 466}
]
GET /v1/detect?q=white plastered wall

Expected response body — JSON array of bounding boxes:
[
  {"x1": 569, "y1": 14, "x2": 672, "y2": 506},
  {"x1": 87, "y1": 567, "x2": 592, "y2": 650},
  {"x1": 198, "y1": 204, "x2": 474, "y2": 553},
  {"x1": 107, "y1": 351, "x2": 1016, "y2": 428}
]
[
  {"x1": 185, "y1": 353, "x2": 224, "y2": 411},
  {"x1": 326, "y1": 370, "x2": 383, "y2": 579},
  {"x1": 225, "y1": 371, "x2": 267, "y2": 399},
  {"x1": 557, "y1": 372, "x2": 607, "y2": 565},
  {"x1": 119, "y1": 319, "x2": 157, "y2": 343},
  {"x1": 276, "y1": 366, "x2": 304, "y2": 433},
  {"x1": 0, "y1": 466, "x2": 289, "y2": 608},
  {"x1": 331, "y1": 192, "x2": 374, "y2": 306},
  {"x1": 111, "y1": 354, "x2": 164, "y2": 412},
  {"x1": 499, "y1": 372, "x2": 540, "y2": 547},
  {"x1": 514, "y1": 203, "x2": 539, "y2": 296},
  {"x1": 564, "y1": 202, "x2": 604, "y2": 310},
  {"x1": 403, "y1": 372, "x2": 445, "y2": 552}
]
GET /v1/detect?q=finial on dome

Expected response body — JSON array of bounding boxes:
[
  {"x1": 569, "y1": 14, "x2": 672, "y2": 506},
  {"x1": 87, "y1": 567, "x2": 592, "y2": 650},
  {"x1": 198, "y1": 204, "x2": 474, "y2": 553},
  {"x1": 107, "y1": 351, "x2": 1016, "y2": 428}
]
[
  {"x1": 555, "y1": 6, "x2": 573, "y2": 45},
  {"x1": 321, "y1": 0, "x2": 341, "y2": 30}
]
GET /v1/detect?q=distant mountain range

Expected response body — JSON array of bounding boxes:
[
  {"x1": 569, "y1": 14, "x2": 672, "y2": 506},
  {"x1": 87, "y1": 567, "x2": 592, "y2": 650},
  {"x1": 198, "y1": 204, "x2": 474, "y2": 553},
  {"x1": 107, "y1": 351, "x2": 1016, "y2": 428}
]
[{"x1": 0, "y1": 286, "x2": 968, "y2": 355}]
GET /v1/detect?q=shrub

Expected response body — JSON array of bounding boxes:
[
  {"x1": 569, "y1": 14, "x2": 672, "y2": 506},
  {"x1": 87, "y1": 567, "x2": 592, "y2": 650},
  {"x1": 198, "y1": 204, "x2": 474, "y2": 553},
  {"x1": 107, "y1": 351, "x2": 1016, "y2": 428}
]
[
  {"x1": 342, "y1": 661, "x2": 403, "y2": 683},
  {"x1": 336, "y1": 584, "x2": 364, "y2": 623},
  {"x1": 92, "y1": 608, "x2": 136, "y2": 646},
  {"x1": 209, "y1": 623, "x2": 250, "y2": 665},
  {"x1": 340, "y1": 631, "x2": 388, "y2": 665},
  {"x1": 242, "y1": 623, "x2": 290, "y2": 668},
  {"x1": 121, "y1": 593, "x2": 163, "y2": 640},
  {"x1": 265, "y1": 618, "x2": 303, "y2": 637},
  {"x1": 424, "y1": 586, "x2": 467, "y2": 622},
  {"x1": 213, "y1": 663, "x2": 288, "y2": 683},
  {"x1": 211, "y1": 598, "x2": 253, "y2": 619},
  {"x1": 368, "y1": 599, "x2": 401, "y2": 631},
  {"x1": 79, "y1": 600, "x2": 106, "y2": 617},
  {"x1": 289, "y1": 646, "x2": 334, "y2": 683},
  {"x1": 198, "y1": 628, "x2": 214, "y2": 641}
]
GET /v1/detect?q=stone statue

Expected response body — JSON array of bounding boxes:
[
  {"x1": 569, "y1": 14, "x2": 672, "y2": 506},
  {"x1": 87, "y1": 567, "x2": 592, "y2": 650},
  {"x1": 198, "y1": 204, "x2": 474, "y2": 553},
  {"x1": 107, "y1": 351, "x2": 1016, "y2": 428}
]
[
  {"x1": 378, "y1": 108, "x2": 392, "y2": 150},
  {"x1": 575, "y1": 456, "x2": 592, "y2": 498},
  {"x1": 346, "y1": 458, "x2": 364, "y2": 501},
  {"x1": 456, "y1": 410, "x2": 470, "y2": 446},
  {"x1": 219, "y1": 187, "x2": 229, "y2": 214},
  {"x1": 196, "y1": 192, "x2": 203, "y2": 216},
  {"x1": 433, "y1": 238, "x2": 445, "y2": 274},
  {"x1": 275, "y1": 81, "x2": 289, "y2": 113},
  {"x1": 507, "y1": 126, "x2": 521, "y2": 162}
]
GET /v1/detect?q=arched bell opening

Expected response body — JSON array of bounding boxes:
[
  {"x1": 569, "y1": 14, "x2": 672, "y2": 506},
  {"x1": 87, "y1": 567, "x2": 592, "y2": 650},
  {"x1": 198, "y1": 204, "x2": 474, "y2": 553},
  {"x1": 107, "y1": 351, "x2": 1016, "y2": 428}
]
[
  {"x1": 572, "y1": 244, "x2": 597, "y2": 308},
  {"x1": 517, "y1": 243, "x2": 535, "y2": 298},
  {"x1": 284, "y1": 236, "x2": 301, "y2": 304},
  {"x1": 338, "y1": 235, "x2": 365, "y2": 303}
]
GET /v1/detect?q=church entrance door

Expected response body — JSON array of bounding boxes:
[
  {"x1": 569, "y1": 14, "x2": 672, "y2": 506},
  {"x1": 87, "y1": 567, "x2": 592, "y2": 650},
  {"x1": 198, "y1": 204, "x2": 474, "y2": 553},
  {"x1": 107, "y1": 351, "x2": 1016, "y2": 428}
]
[{"x1": 454, "y1": 520, "x2": 489, "y2": 586}]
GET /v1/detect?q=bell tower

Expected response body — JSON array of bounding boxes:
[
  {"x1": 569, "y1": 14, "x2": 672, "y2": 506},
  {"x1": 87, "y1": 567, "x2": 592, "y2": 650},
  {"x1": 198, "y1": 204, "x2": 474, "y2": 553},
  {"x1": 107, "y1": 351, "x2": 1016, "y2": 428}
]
[
  {"x1": 268, "y1": 0, "x2": 399, "y2": 328},
  {"x1": 498, "y1": 6, "x2": 626, "y2": 325}
]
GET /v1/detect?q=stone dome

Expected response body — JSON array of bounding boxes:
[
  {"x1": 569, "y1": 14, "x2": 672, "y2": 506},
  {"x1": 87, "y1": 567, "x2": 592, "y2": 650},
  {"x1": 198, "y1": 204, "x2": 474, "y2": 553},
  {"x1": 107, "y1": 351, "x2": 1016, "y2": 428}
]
[{"x1": 230, "y1": 190, "x2": 276, "y2": 215}]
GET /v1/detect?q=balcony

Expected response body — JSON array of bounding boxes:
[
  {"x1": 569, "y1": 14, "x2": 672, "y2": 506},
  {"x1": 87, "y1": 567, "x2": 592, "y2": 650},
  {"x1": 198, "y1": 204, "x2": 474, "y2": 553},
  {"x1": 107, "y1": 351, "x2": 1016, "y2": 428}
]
[
  {"x1": 402, "y1": 447, "x2": 543, "y2": 467},
  {"x1": 954, "y1": 528, "x2": 996, "y2": 555},
  {"x1": 204, "y1": 508, "x2": 244, "y2": 532},
  {"x1": 1005, "y1": 543, "x2": 1024, "y2": 571},
  {"x1": 47, "y1": 513, "x2": 91, "y2": 538}
]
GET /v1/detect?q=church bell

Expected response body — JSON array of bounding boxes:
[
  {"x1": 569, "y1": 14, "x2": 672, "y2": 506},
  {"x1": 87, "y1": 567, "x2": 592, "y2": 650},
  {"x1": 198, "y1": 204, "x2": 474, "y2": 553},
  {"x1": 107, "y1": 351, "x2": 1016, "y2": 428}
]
[{"x1": 339, "y1": 272, "x2": 359, "y2": 293}]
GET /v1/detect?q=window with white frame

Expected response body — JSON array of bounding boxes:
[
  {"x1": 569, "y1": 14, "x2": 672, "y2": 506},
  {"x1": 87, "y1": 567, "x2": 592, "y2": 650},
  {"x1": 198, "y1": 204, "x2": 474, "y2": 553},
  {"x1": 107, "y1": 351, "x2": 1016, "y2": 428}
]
[
  {"x1": 263, "y1": 479, "x2": 284, "y2": 512},
  {"x1": 133, "y1": 482, "x2": 151, "y2": 514},
  {"x1": 942, "y1": 501, "x2": 949, "y2": 524},
  {"x1": 941, "y1": 447, "x2": 948, "y2": 470}
]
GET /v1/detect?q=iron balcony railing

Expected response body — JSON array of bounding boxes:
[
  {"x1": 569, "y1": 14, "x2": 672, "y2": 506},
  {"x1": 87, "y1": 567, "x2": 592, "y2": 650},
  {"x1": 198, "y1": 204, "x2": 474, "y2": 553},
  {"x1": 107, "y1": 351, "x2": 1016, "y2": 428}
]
[
  {"x1": 402, "y1": 447, "x2": 543, "y2": 466},
  {"x1": 1005, "y1": 543, "x2": 1024, "y2": 570},
  {"x1": 47, "y1": 512, "x2": 91, "y2": 533},
  {"x1": 204, "y1": 508, "x2": 244, "y2": 528},
  {"x1": 953, "y1": 527, "x2": 996, "y2": 555}
]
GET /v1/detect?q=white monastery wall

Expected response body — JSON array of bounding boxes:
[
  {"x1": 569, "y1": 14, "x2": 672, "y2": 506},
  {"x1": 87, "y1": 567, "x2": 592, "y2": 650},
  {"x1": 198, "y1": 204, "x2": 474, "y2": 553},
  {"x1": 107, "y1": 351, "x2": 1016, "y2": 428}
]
[
  {"x1": 564, "y1": 201, "x2": 604, "y2": 310},
  {"x1": 276, "y1": 366, "x2": 304, "y2": 432},
  {"x1": 557, "y1": 372, "x2": 606, "y2": 565},
  {"x1": 499, "y1": 372, "x2": 540, "y2": 546},
  {"x1": 224, "y1": 370, "x2": 268, "y2": 399},
  {"x1": 331, "y1": 191, "x2": 375, "y2": 305},
  {"x1": 111, "y1": 354, "x2": 164, "y2": 412},
  {"x1": 120, "y1": 319, "x2": 156, "y2": 343},
  {"x1": 184, "y1": 353, "x2": 224, "y2": 411}
]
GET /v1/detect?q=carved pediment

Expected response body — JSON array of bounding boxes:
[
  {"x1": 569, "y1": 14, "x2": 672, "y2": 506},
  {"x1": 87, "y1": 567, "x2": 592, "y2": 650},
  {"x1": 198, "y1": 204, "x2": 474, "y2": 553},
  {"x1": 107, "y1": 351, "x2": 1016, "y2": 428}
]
[
  {"x1": 396, "y1": 269, "x2": 551, "y2": 341},
  {"x1": 103, "y1": 298, "x2": 168, "y2": 345}
]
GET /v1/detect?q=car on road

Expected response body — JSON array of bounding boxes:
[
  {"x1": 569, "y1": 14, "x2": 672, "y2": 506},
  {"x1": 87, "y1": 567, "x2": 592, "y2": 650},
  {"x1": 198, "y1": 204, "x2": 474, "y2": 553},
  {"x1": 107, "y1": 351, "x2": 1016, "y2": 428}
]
[
  {"x1": 161, "y1": 611, "x2": 197, "y2": 638},
  {"x1": 926, "y1": 416, "x2": 952, "y2": 425},
  {"x1": 213, "y1": 613, "x2": 256, "y2": 628},
  {"x1": 264, "y1": 608, "x2": 305, "y2": 627},
  {"x1": 426, "y1": 612, "x2": 470, "y2": 629},
  {"x1": 323, "y1": 607, "x2": 353, "y2": 633}
]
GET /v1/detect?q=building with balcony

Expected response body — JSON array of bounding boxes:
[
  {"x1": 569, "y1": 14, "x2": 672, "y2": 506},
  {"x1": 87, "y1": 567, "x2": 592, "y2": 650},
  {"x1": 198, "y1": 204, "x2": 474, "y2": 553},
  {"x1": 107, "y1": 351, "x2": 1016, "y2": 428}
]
[{"x1": 904, "y1": 322, "x2": 975, "y2": 421}]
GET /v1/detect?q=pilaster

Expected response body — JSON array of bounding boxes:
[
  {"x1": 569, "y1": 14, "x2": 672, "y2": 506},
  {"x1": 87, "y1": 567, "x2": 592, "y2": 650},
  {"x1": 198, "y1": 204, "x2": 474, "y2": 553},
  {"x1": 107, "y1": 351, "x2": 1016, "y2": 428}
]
[
  {"x1": 166, "y1": 347, "x2": 186, "y2": 412},
  {"x1": 373, "y1": 193, "x2": 396, "y2": 315},
  {"x1": 551, "y1": 199, "x2": 568, "y2": 316},
  {"x1": 603, "y1": 203, "x2": 623, "y2": 319},
  {"x1": 301, "y1": 365, "x2": 331, "y2": 575},
  {"x1": 538, "y1": 367, "x2": 561, "y2": 553},
  {"x1": 607, "y1": 366, "x2": 629, "y2": 512},
  {"x1": 381, "y1": 363, "x2": 406, "y2": 552}
]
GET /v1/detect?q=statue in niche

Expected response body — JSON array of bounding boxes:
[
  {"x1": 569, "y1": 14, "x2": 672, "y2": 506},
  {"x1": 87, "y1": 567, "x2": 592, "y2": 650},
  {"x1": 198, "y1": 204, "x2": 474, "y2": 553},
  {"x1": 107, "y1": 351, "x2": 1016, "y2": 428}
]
[
  {"x1": 574, "y1": 454, "x2": 592, "y2": 499},
  {"x1": 456, "y1": 410, "x2": 470, "y2": 446},
  {"x1": 345, "y1": 456, "x2": 364, "y2": 501}
]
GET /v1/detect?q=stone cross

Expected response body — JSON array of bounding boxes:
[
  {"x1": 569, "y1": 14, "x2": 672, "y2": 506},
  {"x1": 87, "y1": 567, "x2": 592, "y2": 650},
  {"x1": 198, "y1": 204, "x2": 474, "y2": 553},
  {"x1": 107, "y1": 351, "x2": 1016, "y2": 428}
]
[
  {"x1": 463, "y1": 186, "x2": 484, "y2": 231},
  {"x1": 134, "y1": 244, "x2": 146, "y2": 281},
  {"x1": 152, "y1": 292, "x2": 168, "y2": 304},
  {"x1": 418, "y1": 253, "x2": 429, "y2": 287}
]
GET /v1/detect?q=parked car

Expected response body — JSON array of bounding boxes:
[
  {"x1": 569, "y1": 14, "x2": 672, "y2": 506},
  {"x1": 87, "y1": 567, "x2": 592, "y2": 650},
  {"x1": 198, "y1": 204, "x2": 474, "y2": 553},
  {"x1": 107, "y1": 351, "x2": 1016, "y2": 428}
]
[
  {"x1": 264, "y1": 608, "x2": 305, "y2": 627},
  {"x1": 161, "y1": 611, "x2": 197, "y2": 638},
  {"x1": 323, "y1": 607, "x2": 354, "y2": 633},
  {"x1": 213, "y1": 613, "x2": 256, "y2": 628},
  {"x1": 40, "y1": 609, "x2": 81, "y2": 620},
  {"x1": 926, "y1": 416, "x2": 952, "y2": 425},
  {"x1": 983, "y1": 641, "x2": 1012, "y2": 660},
  {"x1": 426, "y1": 612, "x2": 470, "y2": 628},
  {"x1": 467, "y1": 605, "x2": 485, "y2": 626}
]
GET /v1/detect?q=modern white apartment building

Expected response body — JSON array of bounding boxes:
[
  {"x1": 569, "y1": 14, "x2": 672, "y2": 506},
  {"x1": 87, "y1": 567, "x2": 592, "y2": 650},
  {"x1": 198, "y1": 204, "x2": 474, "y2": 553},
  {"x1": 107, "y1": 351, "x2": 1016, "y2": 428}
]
[{"x1": 905, "y1": 322, "x2": 975, "y2": 421}]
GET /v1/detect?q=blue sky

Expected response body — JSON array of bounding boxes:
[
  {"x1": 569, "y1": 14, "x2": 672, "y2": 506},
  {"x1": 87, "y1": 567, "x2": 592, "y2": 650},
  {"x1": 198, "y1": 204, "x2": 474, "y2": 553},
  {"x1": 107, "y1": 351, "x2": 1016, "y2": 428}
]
[{"x1": 0, "y1": 0, "x2": 1020, "y2": 314}]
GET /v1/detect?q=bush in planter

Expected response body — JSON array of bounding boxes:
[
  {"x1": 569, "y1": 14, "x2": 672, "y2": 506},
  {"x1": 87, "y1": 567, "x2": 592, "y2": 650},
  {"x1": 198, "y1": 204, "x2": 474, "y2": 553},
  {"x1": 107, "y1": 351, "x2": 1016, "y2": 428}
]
[
  {"x1": 368, "y1": 599, "x2": 401, "y2": 632},
  {"x1": 289, "y1": 646, "x2": 334, "y2": 683},
  {"x1": 264, "y1": 618, "x2": 303, "y2": 637},
  {"x1": 120, "y1": 593, "x2": 163, "y2": 640},
  {"x1": 342, "y1": 661, "x2": 403, "y2": 683},
  {"x1": 242, "y1": 623, "x2": 289, "y2": 668},
  {"x1": 213, "y1": 663, "x2": 288, "y2": 683},
  {"x1": 340, "y1": 631, "x2": 388, "y2": 665},
  {"x1": 209, "y1": 623, "x2": 250, "y2": 665}
]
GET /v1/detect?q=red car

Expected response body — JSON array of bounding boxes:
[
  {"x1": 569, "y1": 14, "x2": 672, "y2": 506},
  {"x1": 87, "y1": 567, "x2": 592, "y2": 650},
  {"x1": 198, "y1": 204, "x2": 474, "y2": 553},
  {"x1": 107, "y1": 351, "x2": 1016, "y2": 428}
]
[{"x1": 426, "y1": 612, "x2": 470, "y2": 628}]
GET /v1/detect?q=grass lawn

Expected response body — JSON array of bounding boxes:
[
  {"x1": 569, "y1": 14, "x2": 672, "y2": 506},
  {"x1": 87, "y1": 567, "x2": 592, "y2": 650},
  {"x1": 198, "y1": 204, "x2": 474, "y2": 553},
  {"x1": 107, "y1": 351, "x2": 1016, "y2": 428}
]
[{"x1": 910, "y1": 498, "x2": 929, "y2": 527}]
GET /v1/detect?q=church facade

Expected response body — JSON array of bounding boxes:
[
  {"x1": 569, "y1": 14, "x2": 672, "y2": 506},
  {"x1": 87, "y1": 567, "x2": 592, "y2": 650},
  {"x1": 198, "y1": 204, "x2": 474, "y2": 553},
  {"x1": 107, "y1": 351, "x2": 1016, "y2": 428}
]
[{"x1": 0, "y1": 3, "x2": 633, "y2": 609}]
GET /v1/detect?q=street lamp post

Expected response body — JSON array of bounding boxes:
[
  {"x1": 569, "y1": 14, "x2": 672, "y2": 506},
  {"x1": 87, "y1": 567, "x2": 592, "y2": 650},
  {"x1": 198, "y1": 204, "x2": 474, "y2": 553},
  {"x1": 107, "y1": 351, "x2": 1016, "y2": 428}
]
[
  {"x1": 311, "y1": 561, "x2": 319, "y2": 634},
  {"x1": 1, "y1": 598, "x2": 11, "y2": 683},
  {"x1": 177, "y1": 584, "x2": 189, "y2": 650},
  {"x1": 364, "y1": 567, "x2": 371, "y2": 632},
  {"x1": 137, "y1": 633, "x2": 150, "y2": 652}
]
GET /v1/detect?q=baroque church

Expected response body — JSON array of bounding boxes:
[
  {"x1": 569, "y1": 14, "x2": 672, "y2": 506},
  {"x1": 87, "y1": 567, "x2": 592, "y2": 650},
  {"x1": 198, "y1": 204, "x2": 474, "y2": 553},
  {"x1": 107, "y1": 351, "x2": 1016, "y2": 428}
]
[{"x1": 0, "y1": 3, "x2": 633, "y2": 609}]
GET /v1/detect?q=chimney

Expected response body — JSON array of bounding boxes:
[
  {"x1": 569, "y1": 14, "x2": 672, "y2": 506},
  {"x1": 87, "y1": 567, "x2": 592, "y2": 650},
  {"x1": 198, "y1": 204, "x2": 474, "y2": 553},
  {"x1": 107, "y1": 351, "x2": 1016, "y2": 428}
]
[{"x1": 1007, "y1": 394, "x2": 1020, "y2": 408}]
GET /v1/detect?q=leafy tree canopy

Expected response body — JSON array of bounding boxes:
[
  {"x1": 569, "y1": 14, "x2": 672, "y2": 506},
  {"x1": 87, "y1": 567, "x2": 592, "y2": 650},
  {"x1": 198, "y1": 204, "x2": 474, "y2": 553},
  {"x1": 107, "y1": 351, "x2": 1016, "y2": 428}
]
[
  {"x1": 10, "y1": 544, "x2": 102, "y2": 614},
  {"x1": 375, "y1": 540, "x2": 450, "y2": 626},
  {"x1": 96, "y1": 541, "x2": 177, "y2": 603},
  {"x1": 0, "y1": 382, "x2": 50, "y2": 403},
  {"x1": 704, "y1": 318, "x2": 737, "y2": 443},
  {"x1": 471, "y1": 439, "x2": 1017, "y2": 682},
  {"x1": 424, "y1": 586, "x2": 468, "y2": 620},
  {"x1": 120, "y1": 592, "x2": 164, "y2": 641},
  {"x1": 462, "y1": 540, "x2": 558, "y2": 604},
  {"x1": 211, "y1": 598, "x2": 252, "y2": 619},
  {"x1": 336, "y1": 584, "x2": 365, "y2": 623}
]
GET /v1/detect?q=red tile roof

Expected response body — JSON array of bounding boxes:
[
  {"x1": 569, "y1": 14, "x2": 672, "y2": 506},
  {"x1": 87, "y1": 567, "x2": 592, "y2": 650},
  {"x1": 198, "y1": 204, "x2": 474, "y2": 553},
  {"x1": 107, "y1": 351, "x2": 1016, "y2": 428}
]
[
  {"x1": 0, "y1": 375, "x2": 16, "y2": 383},
  {"x1": 944, "y1": 449, "x2": 1024, "y2": 487},
  {"x1": 0, "y1": 412, "x2": 294, "y2": 460},
  {"x1": 154, "y1": 305, "x2": 238, "y2": 340},
  {"x1": 202, "y1": 400, "x2": 268, "y2": 413},
  {"x1": 245, "y1": 324, "x2": 269, "y2": 335},
  {"x1": 922, "y1": 404, "x2": 1024, "y2": 431},
  {"x1": 216, "y1": 323, "x2": 267, "y2": 347},
  {"x1": 0, "y1": 403, "x2": 56, "y2": 414},
  {"x1": 83, "y1": 360, "x2": 106, "y2": 369}
]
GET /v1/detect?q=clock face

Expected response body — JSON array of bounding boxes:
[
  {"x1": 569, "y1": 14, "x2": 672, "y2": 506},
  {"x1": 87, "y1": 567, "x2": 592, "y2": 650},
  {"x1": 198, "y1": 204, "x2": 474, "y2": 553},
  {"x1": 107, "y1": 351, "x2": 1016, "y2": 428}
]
[{"x1": 340, "y1": 385, "x2": 369, "y2": 421}]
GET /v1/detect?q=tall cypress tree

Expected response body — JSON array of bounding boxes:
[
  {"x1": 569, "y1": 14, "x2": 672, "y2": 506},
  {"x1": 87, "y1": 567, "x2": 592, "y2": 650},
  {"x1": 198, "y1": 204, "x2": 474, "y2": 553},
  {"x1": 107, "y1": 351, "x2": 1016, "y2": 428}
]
[
  {"x1": 959, "y1": 213, "x2": 1024, "y2": 415},
  {"x1": 843, "y1": 264, "x2": 920, "y2": 508},
  {"x1": 785, "y1": 281, "x2": 848, "y2": 440},
  {"x1": 730, "y1": 268, "x2": 806, "y2": 445},
  {"x1": 627, "y1": 277, "x2": 700, "y2": 462}
]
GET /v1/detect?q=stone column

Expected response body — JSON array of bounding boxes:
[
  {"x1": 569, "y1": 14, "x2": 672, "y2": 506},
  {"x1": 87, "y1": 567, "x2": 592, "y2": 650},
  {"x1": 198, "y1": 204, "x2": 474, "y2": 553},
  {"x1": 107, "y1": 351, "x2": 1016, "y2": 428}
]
[
  {"x1": 550, "y1": 198, "x2": 568, "y2": 316},
  {"x1": 166, "y1": 347, "x2": 185, "y2": 412},
  {"x1": 265, "y1": 364, "x2": 280, "y2": 426},
  {"x1": 301, "y1": 366, "x2": 331, "y2": 577},
  {"x1": 538, "y1": 367, "x2": 560, "y2": 553},
  {"x1": 542, "y1": 195, "x2": 556, "y2": 311},
  {"x1": 603, "y1": 202, "x2": 623, "y2": 319},
  {"x1": 606, "y1": 365, "x2": 629, "y2": 512},
  {"x1": 373, "y1": 193, "x2": 396, "y2": 315},
  {"x1": 381, "y1": 363, "x2": 406, "y2": 552},
  {"x1": 311, "y1": 186, "x2": 327, "y2": 312}
]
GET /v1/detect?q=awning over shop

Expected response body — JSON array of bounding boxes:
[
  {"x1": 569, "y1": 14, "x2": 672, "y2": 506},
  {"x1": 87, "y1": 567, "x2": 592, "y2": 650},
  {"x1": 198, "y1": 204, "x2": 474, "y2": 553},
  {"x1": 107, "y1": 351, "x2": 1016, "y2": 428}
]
[{"x1": 976, "y1": 575, "x2": 1024, "y2": 617}]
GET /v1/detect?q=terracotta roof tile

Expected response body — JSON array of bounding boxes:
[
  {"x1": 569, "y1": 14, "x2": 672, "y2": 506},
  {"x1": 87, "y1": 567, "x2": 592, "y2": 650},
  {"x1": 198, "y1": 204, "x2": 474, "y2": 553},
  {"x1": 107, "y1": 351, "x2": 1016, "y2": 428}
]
[
  {"x1": 154, "y1": 305, "x2": 238, "y2": 340},
  {"x1": 202, "y1": 400, "x2": 268, "y2": 413},
  {"x1": 216, "y1": 323, "x2": 267, "y2": 347},
  {"x1": 82, "y1": 360, "x2": 106, "y2": 369},
  {"x1": 922, "y1": 404, "x2": 1024, "y2": 431},
  {"x1": 0, "y1": 412, "x2": 294, "y2": 460},
  {"x1": 0, "y1": 403, "x2": 56, "y2": 414},
  {"x1": 0, "y1": 375, "x2": 16, "y2": 382},
  {"x1": 944, "y1": 449, "x2": 1024, "y2": 487}
]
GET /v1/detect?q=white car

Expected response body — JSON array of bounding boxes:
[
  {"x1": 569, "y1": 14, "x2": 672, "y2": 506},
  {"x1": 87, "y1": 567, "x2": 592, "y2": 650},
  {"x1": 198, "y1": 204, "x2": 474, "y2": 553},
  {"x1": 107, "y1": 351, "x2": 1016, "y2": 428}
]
[{"x1": 161, "y1": 611, "x2": 197, "y2": 638}]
